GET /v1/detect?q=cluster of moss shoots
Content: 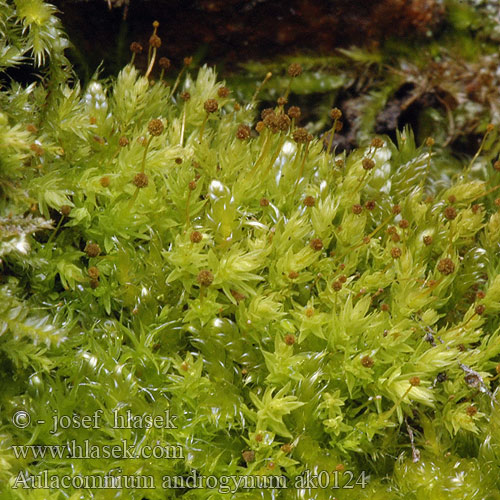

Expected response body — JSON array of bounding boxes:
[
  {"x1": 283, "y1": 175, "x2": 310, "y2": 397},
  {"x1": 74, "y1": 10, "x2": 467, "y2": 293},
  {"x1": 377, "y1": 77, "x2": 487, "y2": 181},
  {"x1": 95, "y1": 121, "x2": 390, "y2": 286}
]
[{"x1": 3, "y1": 10, "x2": 500, "y2": 499}]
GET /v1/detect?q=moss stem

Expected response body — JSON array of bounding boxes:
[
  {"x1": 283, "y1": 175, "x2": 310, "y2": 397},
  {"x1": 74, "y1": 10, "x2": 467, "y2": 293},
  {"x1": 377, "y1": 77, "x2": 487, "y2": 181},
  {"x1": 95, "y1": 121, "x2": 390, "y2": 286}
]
[
  {"x1": 145, "y1": 47, "x2": 157, "y2": 79},
  {"x1": 326, "y1": 119, "x2": 338, "y2": 156},
  {"x1": 185, "y1": 189, "x2": 192, "y2": 228},
  {"x1": 46, "y1": 215, "x2": 65, "y2": 245},
  {"x1": 179, "y1": 102, "x2": 187, "y2": 147},
  {"x1": 170, "y1": 67, "x2": 187, "y2": 99},
  {"x1": 250, "y1": 72, "x2": 272, "y2": 107},
  {"x1": 464, "y1": 125, "x2": 494, "y2": 179},
  {"x1": 198, "y1": 114, "x2": 209, "y2": 142},
  {"x1": 264, "y1": 134, "x2": 287, "y2": 176},
  {"x1": 141, "y1": 136, "x2": 153, "y2": 173},
  {"x1": 291, "y1": 142, "x2": 310, "y2": 199}
]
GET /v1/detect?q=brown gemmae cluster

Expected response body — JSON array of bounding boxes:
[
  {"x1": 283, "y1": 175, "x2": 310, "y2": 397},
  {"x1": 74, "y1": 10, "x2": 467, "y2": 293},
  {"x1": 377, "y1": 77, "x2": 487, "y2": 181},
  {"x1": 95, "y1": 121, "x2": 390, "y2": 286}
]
[
  {"x1": 256, "y1": 108, "x2": 291, "y2": 135},
  {"x1": 147, "y1": 118, "x2": 164, "y2": 136}
]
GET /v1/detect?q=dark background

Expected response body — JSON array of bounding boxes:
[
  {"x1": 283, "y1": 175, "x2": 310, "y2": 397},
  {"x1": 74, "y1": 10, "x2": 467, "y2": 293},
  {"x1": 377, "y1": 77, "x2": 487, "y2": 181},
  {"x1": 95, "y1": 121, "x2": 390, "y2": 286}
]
[{"x1": 54, "y1": 0, "x2": 444, "y2": 80}]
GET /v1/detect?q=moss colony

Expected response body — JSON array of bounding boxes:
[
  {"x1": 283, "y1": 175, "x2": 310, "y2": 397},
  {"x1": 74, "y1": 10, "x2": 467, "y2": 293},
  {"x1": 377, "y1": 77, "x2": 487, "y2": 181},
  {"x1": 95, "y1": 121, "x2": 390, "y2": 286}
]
[{"x1": 2, "y1": 2, "x2": 500, "y2": 499}]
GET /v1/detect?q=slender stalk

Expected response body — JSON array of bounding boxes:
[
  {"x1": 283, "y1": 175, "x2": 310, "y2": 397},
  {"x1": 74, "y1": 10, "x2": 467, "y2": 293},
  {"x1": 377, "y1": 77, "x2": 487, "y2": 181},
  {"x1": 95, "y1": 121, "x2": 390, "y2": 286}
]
[
  {"x1": 185, "y1": 189, "x2": 192, "y2": 229},
  {"x1": 445, "y1": 310, "x2": 480, "y2": 336},
  {"x1": 419, "y1": 139, "x2": 434, "y2": 192},
  {"x1": 170, "y1": 67, "x2": 187, "y2": 98},
  {"x1": 291, "y1": 142, "x2": 310, "y2": 199},
  {"x1": 141, "y1": 137, "x2": 152, "y2": 173},
  {"x1": 380, "y1": 385, "x2": 414, "y2": 422},
  {"x1": 198, "y1": 114, "x2": 209, "y2": 142},
  {"x1": 283, "y1": 80, "x2": 292, "y2": 101},
  {"x1": 147, "y1": 44, "x2": 152, "y2": 67},
  {"x1": 145, "y1": 47, "x2": 157, "y2": 79},
  {"x1": 127, "y1": 187, "x2": 140, "y2": 211},
  {"x1": 179, "y1": 102, "x2": 187, "y2": 147},
  {"x1": 250, "y1": 131, "x2": 272, "y2": 174},
  {"x1": 354, "y1": 170, "x2": 370, "y2": 192},
  {"x1": 464, "y1": 125, "x2": 494, "y2": 179},
  {"x1": 367, "y1": 214, "x2": 396, "y2": 239},
  {"x1": 264, "y1": 134, "x2": 287, "y2": 176},
  {"x1": 326, "y1": 119, "x2": 338, "y2": 156},
  {"x1": 469, "y1": 183, "x2": 500, "y2": 203},
  {"x1": 46, "y1": 215, "x2": 65, "y2": 245},
  {"x1": 250, "y1": 72, "x2": 272, "y2": 107}
]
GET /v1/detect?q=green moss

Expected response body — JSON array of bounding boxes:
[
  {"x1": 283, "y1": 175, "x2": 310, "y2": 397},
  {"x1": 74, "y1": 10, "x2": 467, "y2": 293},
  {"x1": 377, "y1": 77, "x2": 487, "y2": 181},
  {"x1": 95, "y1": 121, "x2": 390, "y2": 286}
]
[{"x1": 2, "y1": 2, "x2": 500, "y2": 499}]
